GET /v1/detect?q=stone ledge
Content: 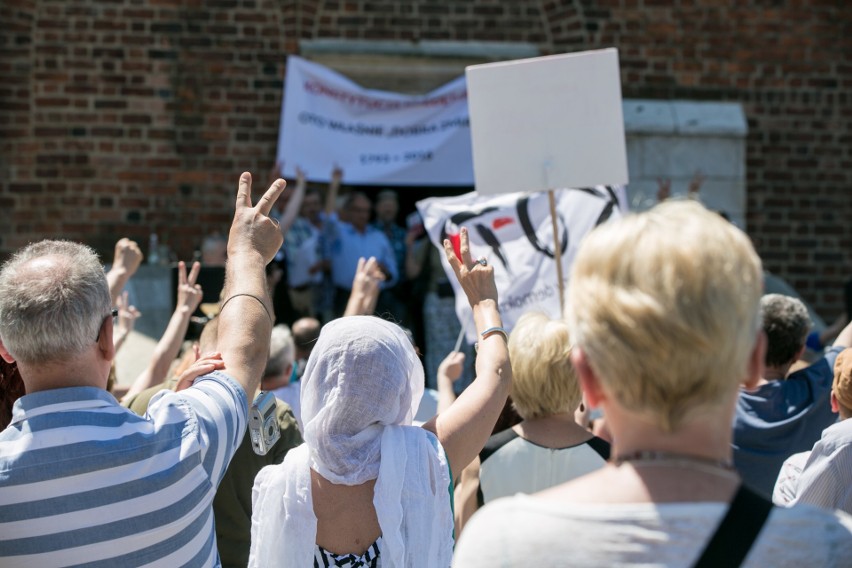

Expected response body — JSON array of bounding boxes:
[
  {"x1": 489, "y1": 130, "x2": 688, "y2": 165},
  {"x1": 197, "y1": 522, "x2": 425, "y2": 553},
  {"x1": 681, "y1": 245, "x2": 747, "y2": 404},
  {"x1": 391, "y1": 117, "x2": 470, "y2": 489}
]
[
  {"x1": 300, "y1": 39, "x2": 540, "y2": 60},
  {"x1": 624, "y1": 99, "x2": 747, "y2": 137}
]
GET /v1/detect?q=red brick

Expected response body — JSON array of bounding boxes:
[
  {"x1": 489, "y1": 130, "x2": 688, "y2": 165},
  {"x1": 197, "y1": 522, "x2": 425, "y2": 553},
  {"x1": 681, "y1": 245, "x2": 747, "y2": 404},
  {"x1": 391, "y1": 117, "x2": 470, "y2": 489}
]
[{"x1": 2, "y1": 0, "x2": 850, "y2": 321}]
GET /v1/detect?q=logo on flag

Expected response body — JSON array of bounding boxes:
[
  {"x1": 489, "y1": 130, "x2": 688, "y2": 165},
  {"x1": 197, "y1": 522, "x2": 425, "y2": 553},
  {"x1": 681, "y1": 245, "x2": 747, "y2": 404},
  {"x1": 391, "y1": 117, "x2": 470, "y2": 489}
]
[{"x1": 417, "y1": 187, "x2": 626, "y2": 341}]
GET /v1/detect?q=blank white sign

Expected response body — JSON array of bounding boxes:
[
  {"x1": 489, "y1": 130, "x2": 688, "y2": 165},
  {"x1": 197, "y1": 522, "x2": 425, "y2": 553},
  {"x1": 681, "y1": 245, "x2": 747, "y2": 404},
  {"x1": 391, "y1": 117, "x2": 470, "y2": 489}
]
[{"x1": 466, "y1": 48, "x2": 629, "y2": 196}]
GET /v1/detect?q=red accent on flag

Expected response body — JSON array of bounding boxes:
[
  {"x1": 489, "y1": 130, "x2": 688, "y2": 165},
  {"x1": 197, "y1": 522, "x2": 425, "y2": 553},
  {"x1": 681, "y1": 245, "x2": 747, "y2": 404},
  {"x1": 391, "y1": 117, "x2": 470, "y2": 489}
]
[
  {"x1": 448, "y1": 232, "x2": 462, "y2": 262},
  {"x1": 492, "y1": 217, "x2": 514, "y2": 230}
]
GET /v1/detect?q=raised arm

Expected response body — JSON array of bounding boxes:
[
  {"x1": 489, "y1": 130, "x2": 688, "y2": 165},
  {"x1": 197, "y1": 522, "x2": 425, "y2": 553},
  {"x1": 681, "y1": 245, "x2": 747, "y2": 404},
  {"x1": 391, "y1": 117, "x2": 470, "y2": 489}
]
[
  {"x1": 404, "y1": 226, "x2": 427, "y2": 280},
  {"x1": 113, "y1": 291, "x2": 141, "y2": 353},
  {"x1": 278, "y1": 166, "x2": 307, "y2": 236},
  {"x1": 817, "y1": 312, "x2": 850, "y2": 348},
  {"x1": 324, "y1": 165, "x2": 343, "y2": 216},
  {"x1": 106, "y1": 238, "x2": 143, "y2": 304},
  {"x1": 120, "y1": 261, "x2": 203, "y2": 402},
  {"x1": 217, "y1": 173, "x2": 286, "y2": 395},
  {"x1": 422, "y1": 227, "x2": 512, "y2": 480},
  {"x1": 832, "y1": 316, "x2": 852, "y2": 349},
  {"x1": 436, "y1": 351, "x2": 465, "y2": 414}
]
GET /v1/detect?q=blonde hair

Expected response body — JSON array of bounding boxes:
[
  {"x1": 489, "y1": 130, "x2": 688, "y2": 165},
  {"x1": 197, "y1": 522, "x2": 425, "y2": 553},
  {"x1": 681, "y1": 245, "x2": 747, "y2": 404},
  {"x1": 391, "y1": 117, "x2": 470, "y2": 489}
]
[
  {"x1": 508, "y1": 311, "x2": 579, "y2": 420},
  {"x1": 567, "y1": 200, "x2": 762, "y2": 432}
]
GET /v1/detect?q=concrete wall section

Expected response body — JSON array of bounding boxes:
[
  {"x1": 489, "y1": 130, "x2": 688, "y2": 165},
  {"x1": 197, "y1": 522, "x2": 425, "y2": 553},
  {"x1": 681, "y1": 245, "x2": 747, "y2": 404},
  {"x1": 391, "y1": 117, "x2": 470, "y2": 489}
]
[{"x1": 624, "y1": 100, "x2": 748, "y2": 229}]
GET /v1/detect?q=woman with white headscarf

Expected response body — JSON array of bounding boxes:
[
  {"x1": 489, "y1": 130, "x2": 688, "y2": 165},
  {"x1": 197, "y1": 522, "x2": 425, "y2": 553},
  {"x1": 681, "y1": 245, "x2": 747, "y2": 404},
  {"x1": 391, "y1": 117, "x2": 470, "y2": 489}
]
[{"x1": 250, "y1": 227, "x2": 511, "y2": 567}]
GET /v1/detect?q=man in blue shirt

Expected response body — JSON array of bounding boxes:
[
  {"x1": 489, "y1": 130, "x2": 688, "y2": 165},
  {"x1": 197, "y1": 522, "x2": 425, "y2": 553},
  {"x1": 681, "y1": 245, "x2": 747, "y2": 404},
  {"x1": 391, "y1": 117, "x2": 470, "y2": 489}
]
[
  {"x1": 327, "y1": 191, "x2": 398, "y2": 316},
  {"x1": 372, "y1": 189, "x2": 409, "y2": 324},
  {"x1": 734, "y1": 293, "x2": 852, "y2": 498}
]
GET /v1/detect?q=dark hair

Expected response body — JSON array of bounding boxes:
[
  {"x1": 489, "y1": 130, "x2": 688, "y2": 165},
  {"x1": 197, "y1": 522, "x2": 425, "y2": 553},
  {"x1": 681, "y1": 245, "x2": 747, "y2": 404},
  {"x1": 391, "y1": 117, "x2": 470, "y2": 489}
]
[
  {"x1": 760, "y1": 294, "x2": 811, "y2": 367},
  {"x1": 344, "y1": 191, "x2": 371, "y2": 210},
  {"x1": 493, "y1": 396, "x2": 522, "y2": 435},
  {"x1": 305, "y1": 187, "x2": 323, "y2": 199}
]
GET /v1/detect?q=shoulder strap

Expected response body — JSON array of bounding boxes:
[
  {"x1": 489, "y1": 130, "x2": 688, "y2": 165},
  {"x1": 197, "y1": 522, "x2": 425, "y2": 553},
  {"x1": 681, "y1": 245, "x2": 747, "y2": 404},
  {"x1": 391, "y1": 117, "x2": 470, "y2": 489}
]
[
  {"x1": 585, "y1": 436, "x2": 611, "y2": 461},
  {"x1": 478, "y1": 428, "x2": 519, "y2": 464},
  {"x1": 476, "y1": 428, "x2": 520, "y2": 507},
  {"x1": 693, "y1": 484, "x2": 774, "y2": 568}
]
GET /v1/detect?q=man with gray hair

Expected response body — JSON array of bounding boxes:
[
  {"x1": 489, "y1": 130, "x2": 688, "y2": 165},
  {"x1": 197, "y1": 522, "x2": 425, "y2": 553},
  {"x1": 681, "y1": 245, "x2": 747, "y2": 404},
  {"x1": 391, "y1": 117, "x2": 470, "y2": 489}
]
[
  {"x1": 734, "y1": 293, "x2": 852, "y2": 498},
  {"x1": 0, "y1": 172, "x2": 286, "y2": 566},
  {"x1": 262, "y1": 324, "x2": 302, "y2": 429}
]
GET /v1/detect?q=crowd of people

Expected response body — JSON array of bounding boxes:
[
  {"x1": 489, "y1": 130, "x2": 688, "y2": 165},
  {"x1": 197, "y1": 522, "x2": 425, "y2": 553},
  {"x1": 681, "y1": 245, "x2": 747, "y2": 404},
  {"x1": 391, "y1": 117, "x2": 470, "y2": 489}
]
[
  {"x1": 260, "y1": 165, "x2": 473, "y2": 391},
  {"x1": 1, "y1": 170, "x2": 851, "y2": 568}
]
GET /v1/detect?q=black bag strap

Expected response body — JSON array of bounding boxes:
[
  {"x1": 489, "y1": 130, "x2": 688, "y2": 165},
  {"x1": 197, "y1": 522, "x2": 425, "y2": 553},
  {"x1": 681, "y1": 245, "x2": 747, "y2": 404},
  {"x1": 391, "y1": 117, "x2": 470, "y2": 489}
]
[{"x1": 693, "y1": 484, "x2": 774, "y2": 568}]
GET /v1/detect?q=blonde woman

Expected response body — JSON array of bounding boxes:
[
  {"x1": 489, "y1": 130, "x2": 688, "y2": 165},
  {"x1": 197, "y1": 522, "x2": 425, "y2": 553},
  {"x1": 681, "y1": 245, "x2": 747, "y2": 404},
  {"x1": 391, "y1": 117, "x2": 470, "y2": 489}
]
[
  {"x1": 455, "y1": 201, "x2": 852, "y2": 567},
  {"x1": 455, "y1": 312, "x2": 609, "y2": 534}
]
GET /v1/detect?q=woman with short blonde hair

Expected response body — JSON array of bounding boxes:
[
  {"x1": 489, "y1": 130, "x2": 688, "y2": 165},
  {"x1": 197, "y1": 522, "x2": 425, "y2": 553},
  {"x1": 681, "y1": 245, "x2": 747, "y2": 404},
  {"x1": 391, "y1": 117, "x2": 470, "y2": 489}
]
[
  {"x1": 509, "y1": 312, "x2": 580, "y2": 420},
  {"x1": 455, "y1": 311, "x2": 609, "y2": 534},
  {"x1": 455, "y1": 200, "x2": 852, "y2": 567}
]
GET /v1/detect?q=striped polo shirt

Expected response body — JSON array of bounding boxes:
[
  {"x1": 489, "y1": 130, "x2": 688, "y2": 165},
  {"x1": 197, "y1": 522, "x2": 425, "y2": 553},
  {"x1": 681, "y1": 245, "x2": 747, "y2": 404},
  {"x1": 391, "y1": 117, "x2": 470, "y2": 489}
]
[{"x1": 0, "y1": 371, "x2": 247, "y2": 567}]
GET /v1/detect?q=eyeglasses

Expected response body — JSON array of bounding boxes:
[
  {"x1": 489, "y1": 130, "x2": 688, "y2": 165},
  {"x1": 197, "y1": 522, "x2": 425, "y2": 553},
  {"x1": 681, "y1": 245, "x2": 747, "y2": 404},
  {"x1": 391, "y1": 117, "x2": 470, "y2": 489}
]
[{"x1": 96, "y1": 308, "x2": 119, "y2": 342}]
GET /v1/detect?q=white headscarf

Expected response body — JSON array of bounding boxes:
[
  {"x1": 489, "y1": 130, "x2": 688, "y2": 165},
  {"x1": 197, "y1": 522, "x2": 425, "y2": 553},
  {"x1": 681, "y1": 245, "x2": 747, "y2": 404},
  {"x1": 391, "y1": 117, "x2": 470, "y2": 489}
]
[{"x1": 250, "y1": 316, "x2": 454, "y2": 567}]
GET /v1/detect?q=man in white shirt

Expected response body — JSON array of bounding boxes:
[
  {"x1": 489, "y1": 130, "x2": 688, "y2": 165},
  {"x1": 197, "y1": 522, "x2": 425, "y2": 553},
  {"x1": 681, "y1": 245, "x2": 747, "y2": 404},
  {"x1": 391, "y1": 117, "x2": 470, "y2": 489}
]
[{"x1": 774, "y1": 347, "x2": 852, "y2": 513}]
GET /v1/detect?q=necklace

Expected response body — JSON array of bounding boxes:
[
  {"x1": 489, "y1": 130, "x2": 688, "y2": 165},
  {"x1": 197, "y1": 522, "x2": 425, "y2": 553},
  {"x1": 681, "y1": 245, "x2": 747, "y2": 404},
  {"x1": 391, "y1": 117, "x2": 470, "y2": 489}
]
[{"x1": 613, "y1": 450, "x2": 736, "y2": 473}]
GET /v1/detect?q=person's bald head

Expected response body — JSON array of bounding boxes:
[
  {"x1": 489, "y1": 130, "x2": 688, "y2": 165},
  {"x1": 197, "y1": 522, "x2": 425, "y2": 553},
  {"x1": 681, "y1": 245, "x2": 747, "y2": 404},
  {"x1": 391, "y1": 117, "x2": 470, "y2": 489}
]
[{"x1": 292, "y1": 317, "x2": 321, "y2": 360}]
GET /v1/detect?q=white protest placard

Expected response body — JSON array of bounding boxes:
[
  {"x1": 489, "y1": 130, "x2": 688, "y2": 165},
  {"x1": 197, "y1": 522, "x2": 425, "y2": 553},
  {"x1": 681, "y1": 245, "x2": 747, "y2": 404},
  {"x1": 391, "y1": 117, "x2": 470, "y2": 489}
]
[
  {"x1": 277, "y1": 56, "x2": 474, "y2": 186},
  {"x1": 465, "y1": 48, "x2": 628, "y2": 195},
  {"x1": 417, "y1": 186, "x2": 626, "y2": 342}
]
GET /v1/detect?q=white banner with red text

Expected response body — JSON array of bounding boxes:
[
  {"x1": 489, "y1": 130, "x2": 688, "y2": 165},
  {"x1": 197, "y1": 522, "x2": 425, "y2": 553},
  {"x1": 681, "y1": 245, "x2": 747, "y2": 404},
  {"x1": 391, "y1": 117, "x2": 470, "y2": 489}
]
[
  {"x1": 277, "y1": 56, "x2": 474, "y2": 186},
  {"x1": 417, "y1": 187, "x2": 627, "y2": 342}
]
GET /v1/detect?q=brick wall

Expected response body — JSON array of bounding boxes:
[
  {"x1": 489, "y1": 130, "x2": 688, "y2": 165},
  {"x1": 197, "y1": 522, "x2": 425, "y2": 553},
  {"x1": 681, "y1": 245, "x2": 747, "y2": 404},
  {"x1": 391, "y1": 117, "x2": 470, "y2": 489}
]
[
  {"x1": 1, "y1": 0, "x2": 850, "y2": 317},
  {"x1": 1, "y1": 0, "x2": 288, "y2": 258}
]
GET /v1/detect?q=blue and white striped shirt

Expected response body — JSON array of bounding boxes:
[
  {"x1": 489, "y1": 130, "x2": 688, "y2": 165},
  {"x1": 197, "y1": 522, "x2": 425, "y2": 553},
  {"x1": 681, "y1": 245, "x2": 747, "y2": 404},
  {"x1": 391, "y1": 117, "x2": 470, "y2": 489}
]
[{"x1": 0, "y1": 371, "x2": 247, "y2": 567}]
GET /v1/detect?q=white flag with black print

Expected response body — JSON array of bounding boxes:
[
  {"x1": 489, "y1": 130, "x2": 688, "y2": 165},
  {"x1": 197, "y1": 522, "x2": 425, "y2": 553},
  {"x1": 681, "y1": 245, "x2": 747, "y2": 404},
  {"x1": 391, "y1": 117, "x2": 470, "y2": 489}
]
[{"x1": 417, "y1": 187, "x2": 627, "y2": 342}]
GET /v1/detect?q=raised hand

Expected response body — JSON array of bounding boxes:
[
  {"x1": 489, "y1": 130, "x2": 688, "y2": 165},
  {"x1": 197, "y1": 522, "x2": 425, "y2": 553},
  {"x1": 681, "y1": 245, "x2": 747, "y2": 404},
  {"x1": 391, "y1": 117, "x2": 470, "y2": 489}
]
[
  {"x1": 228, "y1": 172, "x2": 288, "y2": 264},
  {"x1": 442, "y1": 227, "x2": 499, "y2": 308},
  {"x1": 114, "y1": 291, "x2": 141, "y2": 352},
  {"x1": 112, "y1": 238, "x2": 144, "y2": 276},
  {"x1": 118, "y1": 261, "x2": 202, "y2": 402},
  {"x1": 343, "y1": 256, "x2": 385, "y2": 316},
  {"x1": 176, "y1": 260, "x2": 203, "y2": 314},
  {"x1": 216, "y1": 172, "x2": 289, "y2": 396},
  {"x1": 107, "y1": 238, "x2": 144, "y2": 304},
  {"x1": 688, "y1": 170, "x2": 705, "y2": 197},
  {"x1": 438, "y1": 351, "x2": 465, "y2": 384},
  {"x1": 116, "y1": 291, "x2": 141, "y2": 331},
  {"x1": 355, "y1": 256, "x2": 385, "y2": 289}
]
